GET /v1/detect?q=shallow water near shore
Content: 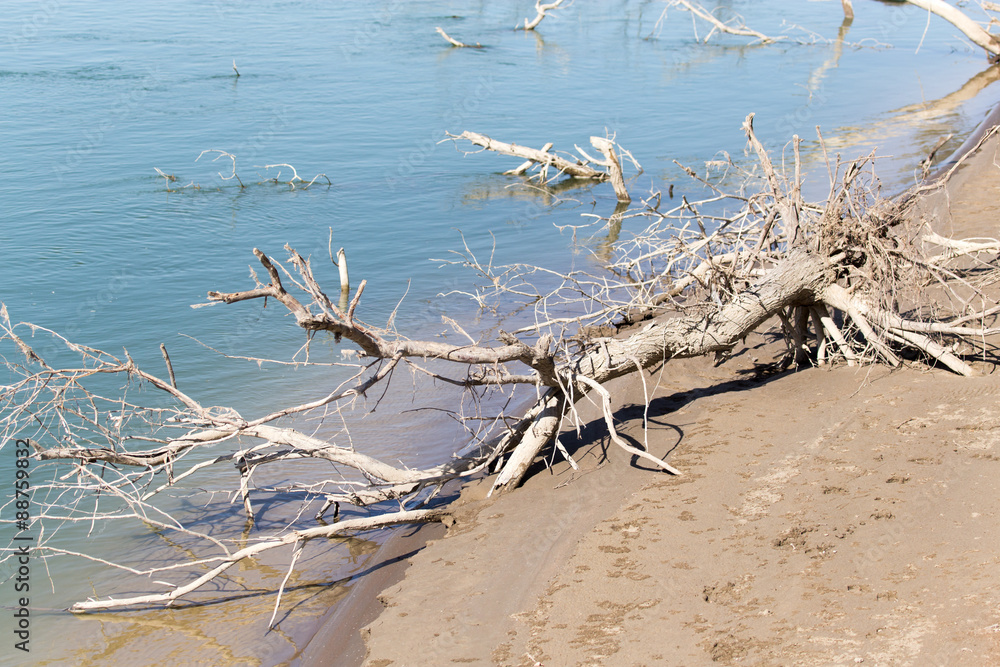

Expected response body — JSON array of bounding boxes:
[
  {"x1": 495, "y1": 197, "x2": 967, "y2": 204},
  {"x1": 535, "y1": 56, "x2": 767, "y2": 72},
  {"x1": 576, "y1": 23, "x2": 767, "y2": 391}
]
[{"x1": 2, "y1": 1, "x2": 999, "y2": 664}]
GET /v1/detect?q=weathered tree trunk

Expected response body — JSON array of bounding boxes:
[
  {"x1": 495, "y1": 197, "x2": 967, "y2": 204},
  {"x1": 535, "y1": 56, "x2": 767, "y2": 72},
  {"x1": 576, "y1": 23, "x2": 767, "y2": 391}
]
[
  {"x1": 842, "y1": 0, "x2": 854, "y2": 22},
  {"x1": 589, "y1": 136, "x2": 631, "y2": 202},
  {"x1": 448, "y1": 130, "x2": 636, "y2": 201},
  {"x1": 904, "y1": 0, "x2": 1000, "y2": 57},
  {"x1": 448, "y1": 131, "x2": 606, "y2": 179},
  {"x1": 576, "y1": 250, "x2": 834, "y2": 385},
  {"x1": 490, "y1": 249, "x2": 838, "y2": 492}
]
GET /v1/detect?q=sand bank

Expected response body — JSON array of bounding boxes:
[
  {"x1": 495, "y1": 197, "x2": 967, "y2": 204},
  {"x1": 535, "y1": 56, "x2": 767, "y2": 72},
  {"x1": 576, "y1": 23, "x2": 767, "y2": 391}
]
[{"x1": 349, "y1": 136, "x2": 1000, "y2": 666}]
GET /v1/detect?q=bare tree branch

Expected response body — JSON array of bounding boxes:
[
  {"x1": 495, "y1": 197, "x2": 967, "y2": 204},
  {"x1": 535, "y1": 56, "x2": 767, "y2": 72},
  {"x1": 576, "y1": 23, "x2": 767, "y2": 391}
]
[{"x1": 518, "y1": 0, "x2": 568, "y2": 31}]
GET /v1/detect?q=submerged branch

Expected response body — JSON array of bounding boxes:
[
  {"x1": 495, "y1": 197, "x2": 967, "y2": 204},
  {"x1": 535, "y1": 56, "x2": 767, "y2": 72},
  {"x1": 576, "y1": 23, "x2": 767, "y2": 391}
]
[{"x1": 70, "y1": 509, "x2": 449, "y2": 612}]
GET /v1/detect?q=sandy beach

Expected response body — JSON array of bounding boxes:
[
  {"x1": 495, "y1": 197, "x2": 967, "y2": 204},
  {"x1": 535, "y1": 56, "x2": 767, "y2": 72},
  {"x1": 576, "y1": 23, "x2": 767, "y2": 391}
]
[{"x1": 348, "y1": 133, "x2": 1000, "y2": 666}]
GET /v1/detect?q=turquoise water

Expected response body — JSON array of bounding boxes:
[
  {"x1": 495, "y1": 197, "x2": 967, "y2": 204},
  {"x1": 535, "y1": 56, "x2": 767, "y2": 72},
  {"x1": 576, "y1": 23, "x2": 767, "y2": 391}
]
[{"x1": 2, "y1": 1, "x2": 998, "y2": 664}]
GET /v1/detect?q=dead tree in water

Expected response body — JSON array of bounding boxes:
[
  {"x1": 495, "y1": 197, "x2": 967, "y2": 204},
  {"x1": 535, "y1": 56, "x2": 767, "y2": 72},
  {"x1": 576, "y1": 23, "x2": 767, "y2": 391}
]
[
  {"x1": 4, "y1": 114, "x2": 1000, "y2": 616},
  {"x1": 446, "y1": 130, "x2": 638, "y2": 202},
  {"x1": 518, "y1": 0, "x2": 568, "y2": 31}
]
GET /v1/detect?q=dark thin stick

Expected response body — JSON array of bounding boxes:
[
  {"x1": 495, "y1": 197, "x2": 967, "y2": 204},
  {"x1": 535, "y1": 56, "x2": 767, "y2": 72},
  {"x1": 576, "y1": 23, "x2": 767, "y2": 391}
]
[{"x1": 159, "y1": 343, "x2": 177, "y2": 388}]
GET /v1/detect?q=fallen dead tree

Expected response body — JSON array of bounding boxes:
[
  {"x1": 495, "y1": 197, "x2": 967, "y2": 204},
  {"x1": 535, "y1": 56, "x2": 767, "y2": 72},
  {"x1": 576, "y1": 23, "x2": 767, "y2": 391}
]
[
  {"x1": 445, "y1": 130, "x2": 639, "y2": 202},
  {"x1": 4, "y1": 114, "x2": 1000, "y2": 619}
]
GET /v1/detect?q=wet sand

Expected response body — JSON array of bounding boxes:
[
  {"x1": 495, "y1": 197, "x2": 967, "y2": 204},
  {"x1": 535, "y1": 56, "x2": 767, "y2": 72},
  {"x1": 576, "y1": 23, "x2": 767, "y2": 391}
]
[
  {"x1": 337, "y1": 135, "x2": 1000, "y2": 666},
  {"x1": 293, "y1": 522, "x2": 446, "y2": 666}
]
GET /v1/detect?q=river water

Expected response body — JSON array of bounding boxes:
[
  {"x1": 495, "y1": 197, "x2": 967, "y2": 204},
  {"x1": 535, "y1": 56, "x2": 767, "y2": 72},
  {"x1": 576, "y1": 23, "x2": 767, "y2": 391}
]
[{"x1": 1, "y1": 1, "x2": 997, "y2": 664}]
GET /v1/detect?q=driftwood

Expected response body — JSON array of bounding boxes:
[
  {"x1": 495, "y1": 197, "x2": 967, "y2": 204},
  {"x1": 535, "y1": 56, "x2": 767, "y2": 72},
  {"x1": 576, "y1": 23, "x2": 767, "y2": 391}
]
[
  {"x1": 665, "y1": 0, "x2": 783, "y2": 44},
  {"x1": 447, "y1": 131, "x2": 606, "y2": 179},
  {"x1": 435, "y1": 27, "x2": 483, "y2": 49},
  {"x1": 66, "y1": 509, "x2": 449, "y2": 617},
  {"x1": 518, "y1": 0, "x2": 568, "y2": 31},
  {"x1": 446, "y1": 130, "x2": 637, "y2": 201},
  {"x1": 5, "y1": 112, "x2": 1000, "y2": 617}
]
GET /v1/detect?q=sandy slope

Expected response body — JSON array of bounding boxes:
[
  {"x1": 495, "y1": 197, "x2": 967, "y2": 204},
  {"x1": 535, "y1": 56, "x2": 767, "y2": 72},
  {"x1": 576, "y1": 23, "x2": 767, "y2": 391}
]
[{"x1": 359, "y1": 140, "x2": 1000, "y2": 666}]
